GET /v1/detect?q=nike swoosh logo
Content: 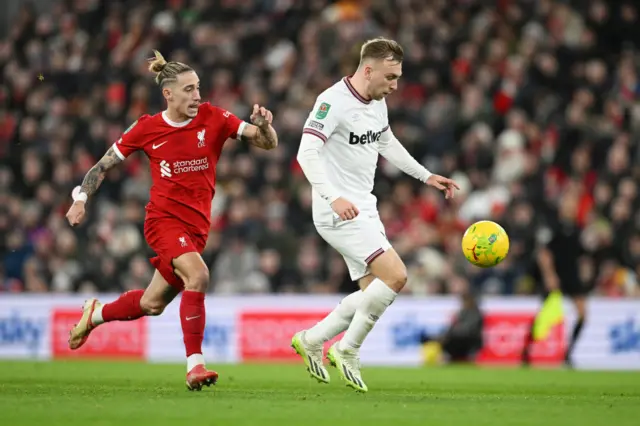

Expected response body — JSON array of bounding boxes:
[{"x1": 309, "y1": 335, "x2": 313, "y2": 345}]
[
  {"x1": 185, "y1": 315, "x2": 201, "y2": 321},
  {"x1": 152, "y1": 141, "x2": 168, "y2": 149}
]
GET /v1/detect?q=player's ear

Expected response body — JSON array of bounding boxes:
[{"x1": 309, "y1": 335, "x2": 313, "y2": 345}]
[
  {"x1": 162, "y1": 87, "x2": 172, "y2": 101},
  {"x1": 364, "y1": 64, "x2": 374, "y2": 80}
]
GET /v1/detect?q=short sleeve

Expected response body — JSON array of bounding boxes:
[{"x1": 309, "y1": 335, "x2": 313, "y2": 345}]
[
  {"x1": 302, "y1": 97, "x2": 339, "y2": 143},
  {"x1": 210, "y1": 105, "x2": 246, "y2": 141},
  {"x1": 112, "y1": 115, "x2": 151, "y2": 160}
]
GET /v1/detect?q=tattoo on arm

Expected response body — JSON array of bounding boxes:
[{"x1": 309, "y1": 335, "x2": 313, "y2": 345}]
[
  {"x1": 80, "y1": 146, "x2": 123, "y2": 197},
  {"x1": 241, "y1": 125, "x2": 278, "y2": 150}
]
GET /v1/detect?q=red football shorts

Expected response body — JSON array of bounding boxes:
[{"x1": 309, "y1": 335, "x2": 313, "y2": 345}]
[{"x1": 144, "y1": 218, "x2": 208, "y2": 290}]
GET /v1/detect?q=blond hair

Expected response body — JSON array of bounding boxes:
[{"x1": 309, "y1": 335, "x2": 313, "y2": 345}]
[
  {"x1": 148, "y1": 50, "x2": 193, "y2": 86},
  {"x1": 360, "y1": 37, "x2": 404, "y2": 64}
]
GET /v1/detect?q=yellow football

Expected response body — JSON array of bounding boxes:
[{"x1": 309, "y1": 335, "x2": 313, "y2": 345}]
[{"x1": 461, "y1": 220, "x2": 509, "y2": 268}]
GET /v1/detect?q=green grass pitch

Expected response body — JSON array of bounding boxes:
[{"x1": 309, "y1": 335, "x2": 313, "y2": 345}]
[{"x1": 0, "y1": 361, "x2": 638, "y2": 426}]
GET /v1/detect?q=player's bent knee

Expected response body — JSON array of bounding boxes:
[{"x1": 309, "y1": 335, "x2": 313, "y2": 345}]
[
  {"x1": 378, "y1": 268, "x2": 406, "y2": 293},
  {"x1": 139, "y1": 296, "x2": 166, "y2": 316},
  {"x1": 173, "y1": 252, "x2": 210, "y2": 292},
  {"x1": 389, "y1": 266, "x2": 408, "y2": 292},
  {"x1": 368, "y1": 249, "x2": 407, "y2": 293},
  {"x1": 183, "y1": 267, "x2": 210, "y2": 292}
]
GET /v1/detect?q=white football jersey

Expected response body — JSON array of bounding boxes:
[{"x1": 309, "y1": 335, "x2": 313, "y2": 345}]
[{"x1": 302, "y1": 77, "x2": 389, "y2": 225}]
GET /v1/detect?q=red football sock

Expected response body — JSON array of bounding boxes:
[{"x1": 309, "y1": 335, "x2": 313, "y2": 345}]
[
  {"x1": 180, "y1": 290, "x2": 206, "y2": 358},
  {"x1": 102, "y1": 290, "x2": 145, "y2": 322}
]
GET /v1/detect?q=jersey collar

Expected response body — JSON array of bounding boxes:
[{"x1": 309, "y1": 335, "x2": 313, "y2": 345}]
[
  {"x1": 162, "y1": 110, "x2": 192, "y2": 128},
  {"x1": 343, "y1": 76, "x2": 371, "y2": 105}
]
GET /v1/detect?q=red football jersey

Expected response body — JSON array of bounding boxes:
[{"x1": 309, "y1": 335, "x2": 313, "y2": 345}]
[{"x1": 112, "y1": 102, "x2": 246, "y2": 234}]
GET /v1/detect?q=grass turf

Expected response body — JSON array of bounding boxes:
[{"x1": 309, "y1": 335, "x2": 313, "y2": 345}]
[{"x1": 0, "y1": 361, "x2": 638, "y2": 426}]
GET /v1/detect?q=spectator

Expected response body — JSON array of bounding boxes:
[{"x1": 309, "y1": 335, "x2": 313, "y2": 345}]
[{"x1": 1, "y1": 0, "x2": 638, "y2": 297}]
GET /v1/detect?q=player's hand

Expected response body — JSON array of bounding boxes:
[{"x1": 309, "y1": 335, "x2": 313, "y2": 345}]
[
  {"x1": 331, "y1": 197, "x2": 360, "y2": 221},
  {"x1": 426, "y1": 174, "x2": 461, "y2": 200},
  {"x1": 66, "y1": 201, "x2": 86, "y2": 227},
  {"x1": 250, "y1": 104, "x2": 273, "y2": 129}
]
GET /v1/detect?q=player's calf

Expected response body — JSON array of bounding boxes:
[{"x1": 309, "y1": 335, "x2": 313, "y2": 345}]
[
  {"x1": 331, "y1": 249, "x2": 404, "y2": 391},
  {"x1": 172, "y1": 252, "x2": 210, "y2": 366},
  {"x1": 173, "y1": 252, "x2": 218, "y2": 389},
  {"x1": 68, "y1": 290, "x2": 146, "y2": 350},
  {"x1": 338, "y1": 249, "x2": 406, "y2": 353},
  {"x1": 68, "y1": 271, "x2": 179, "y2": 350}
]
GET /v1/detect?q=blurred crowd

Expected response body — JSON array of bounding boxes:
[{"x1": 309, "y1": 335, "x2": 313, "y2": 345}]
[{"x1": 1, "y1": 0, "x2": 639, "y2": 297}]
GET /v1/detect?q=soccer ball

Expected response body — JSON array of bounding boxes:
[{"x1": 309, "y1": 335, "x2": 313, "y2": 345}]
[{"x1": 461, "y1": 220, "x2": 509, "y2": 267}]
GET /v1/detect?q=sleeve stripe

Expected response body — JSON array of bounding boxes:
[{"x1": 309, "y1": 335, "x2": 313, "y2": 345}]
[
  {"x1": 236, "y1": 121, "x2": 247, "y2": 141},
  {"x1": 112, "y1": 141, "x2": 126, "y2": 160},
  {"x1": 382, "y1": 125, "x2": 390, "y2": 132},
  {"x1": 302, "y1": 128, "x2": 328, "y2": 143}
]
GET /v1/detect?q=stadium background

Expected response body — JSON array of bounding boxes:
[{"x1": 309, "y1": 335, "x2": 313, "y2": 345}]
[{"x1": 0, "y1": 0, "x2": 639, "y2": 369}]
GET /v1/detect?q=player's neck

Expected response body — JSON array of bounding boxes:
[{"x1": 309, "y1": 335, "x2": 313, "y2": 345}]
[
  {"x1": 348, "y1": 74, "x2": 372, "y2": 102},
  {"x1": 164, "y1": 108, "x2": 190, "y2": 124}
]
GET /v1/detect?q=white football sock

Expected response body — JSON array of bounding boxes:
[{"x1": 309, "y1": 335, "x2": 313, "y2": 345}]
[
  {"x1": 187, "y1": 353, "x2": 205, "y2": 372},
  {"x1": 91, "y1": 304, "x2": 104, "y2": 326},
  {"x1": 339, "y1": 279, "x2": 397, "y2": 352},
  {"x1": 304, "y1": 290, "x2": 364, "y2": 347}
]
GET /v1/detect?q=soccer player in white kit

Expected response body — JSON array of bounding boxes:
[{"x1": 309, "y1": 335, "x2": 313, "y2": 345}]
[{"x1": 292, "y1": 37, "x2": 460, "y2": 392}]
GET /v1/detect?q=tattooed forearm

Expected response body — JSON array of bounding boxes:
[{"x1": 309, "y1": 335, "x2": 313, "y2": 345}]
[
  {"x1": 258, "y1": 126, "x2": 278, "y2": 149},
  {"x1": 80, "y1": 166, "x2": 105, "y2": 198},
  {"x1": 242, "y1": 125, "x2": 278, "y2": 150},
  {"x1": 80, "y1": 147, "x2": 123, "y2": 197}
]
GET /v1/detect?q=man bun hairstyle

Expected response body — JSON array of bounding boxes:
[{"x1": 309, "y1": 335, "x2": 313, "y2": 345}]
[
  {"x1": 148, "y1": 50, "x2": 194, "y2": 87},
  {"x1": 360, "y1": 37, "x2": 404, "y2": 64}
]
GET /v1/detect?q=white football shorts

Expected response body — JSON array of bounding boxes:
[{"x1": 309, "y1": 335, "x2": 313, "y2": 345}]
[{"x1": 316, "y1": 216, "x2": 392, "y2": 281}]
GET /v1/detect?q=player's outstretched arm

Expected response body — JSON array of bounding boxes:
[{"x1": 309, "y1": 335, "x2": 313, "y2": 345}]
[
  {"x1": 378, "y1": 127, "x2": 460, "y2": 199},
  {"x1": 66, "y1": 146, "x2": 123, "y2": 227},
  {"x1": 80, "y1": 146, "x2": 123, "y2": 197},
  {"x1": 240, "y1": 104, "x2": 278, "y2": 150}
]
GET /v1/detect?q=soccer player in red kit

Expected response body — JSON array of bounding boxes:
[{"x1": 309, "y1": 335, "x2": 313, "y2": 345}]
[{"x1": 65, "y1": 50, "x2": 278, "y2": 390}]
